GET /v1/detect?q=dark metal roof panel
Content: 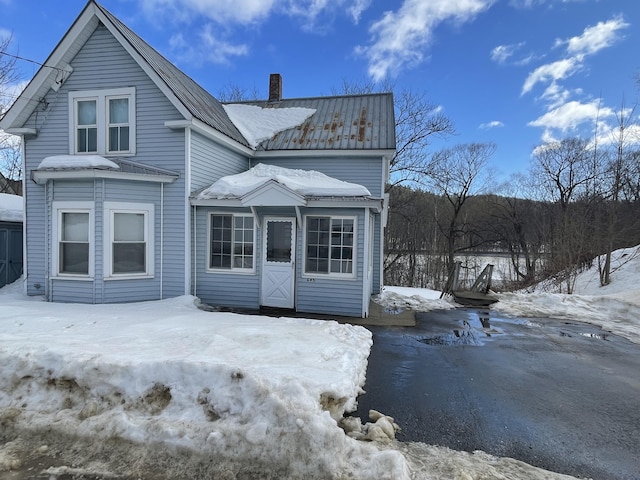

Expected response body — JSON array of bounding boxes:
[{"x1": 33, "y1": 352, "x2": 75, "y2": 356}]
[
  {"x1": 95, "y1": 3, "x2": 249, "y2": 147},
  {"x1": 233, "y1": 93, "x2": 396, "y2": 152}
]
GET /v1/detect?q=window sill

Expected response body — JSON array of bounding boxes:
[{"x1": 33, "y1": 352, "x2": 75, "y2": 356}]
[
  {"x1": 302, "y1": 273, "x2": 358, "y2": 281},
  {"x1": 104, "y1": 274, "x2": 154, "y2": 281},
  {"x1": 50, "y1": 275, "x2": 94, "y2": 281},
  {"x1": 206, "y1": 268, "x2": 256, "y2": 276}
]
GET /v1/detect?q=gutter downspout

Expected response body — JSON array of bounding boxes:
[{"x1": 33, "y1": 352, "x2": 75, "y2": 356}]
[
  {"x1": 20, "y1": 138, "x2": 27, "y2": 296},
  {"x1": 184, "y1": 127, "x2": 192, "y2": 296},
  {"x1": 362, "y1": 208, "x2": 371, "y2": 318},
  {"x1": 192, "y1": 204, "x2": 197, "y2": 297},
  {"x1": 161, "y1": 183, "x2": 164, "y2": 299}
]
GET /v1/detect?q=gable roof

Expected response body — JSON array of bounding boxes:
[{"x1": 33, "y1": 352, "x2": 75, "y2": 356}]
[
  {"x1": 0, "y1": 1, "x2": 248, "y2": 148},
  {"x1": 1, "y1": 1, "x2": 395, "y2": 156}
]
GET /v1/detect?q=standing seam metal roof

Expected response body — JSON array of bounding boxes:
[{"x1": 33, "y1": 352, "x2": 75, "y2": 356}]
[{"x1": 233, "y1": 93, "x2": 396, "y2": 151}]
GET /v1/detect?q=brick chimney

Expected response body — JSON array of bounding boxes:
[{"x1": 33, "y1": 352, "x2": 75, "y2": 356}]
[{"x1": 269, "y1": 73, "x2": 282, "y2": 102}]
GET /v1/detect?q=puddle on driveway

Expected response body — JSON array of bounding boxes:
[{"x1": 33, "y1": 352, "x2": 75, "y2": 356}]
[
  {"x1": 415, "y1": 310, "x2": 504, "y2": 346},
  {"x1": 417, "y1": 329, "x2": 486, "y2": 346},
  {"x1": 412, "y1": 308, "x2": 614, "y2": 348}
]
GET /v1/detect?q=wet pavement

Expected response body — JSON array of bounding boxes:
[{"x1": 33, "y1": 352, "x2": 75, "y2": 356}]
[{"x1": 355, "y1": 308, "x2": 640, "y2": 480}]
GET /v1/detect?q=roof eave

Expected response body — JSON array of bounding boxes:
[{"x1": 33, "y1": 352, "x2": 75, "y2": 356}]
[
  {"x1": 31, "y1": 169, "x2": 179, "y2": 185},
  {"x1": 0, "y1": 2, "x2": 100, "y2": 131},
  {"x1": 253, "y1": 148, "x2": 396, "y2": 158}
]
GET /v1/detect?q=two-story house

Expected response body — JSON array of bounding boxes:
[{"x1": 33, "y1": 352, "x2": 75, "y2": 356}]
[{"x1": 0, "y1": 1, "x2": 395, "y2": 317}]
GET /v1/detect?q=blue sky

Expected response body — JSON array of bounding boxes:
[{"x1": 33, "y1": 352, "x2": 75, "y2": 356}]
[{"x1": 1, "y1": 0, "x2": 639, "y2": 181}]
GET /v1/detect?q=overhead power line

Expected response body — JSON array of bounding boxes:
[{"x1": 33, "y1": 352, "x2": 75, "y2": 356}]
[{"x1": 0, "y1": 51, "x2": 68, "y2": 74}]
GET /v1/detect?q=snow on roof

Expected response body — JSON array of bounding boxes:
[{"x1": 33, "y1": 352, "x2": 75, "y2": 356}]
[
  {"x1": 0, "y1": 192, "x2": 23, "y2": 222},
  {"x1": 197, "y1": 163, "x2": 371, "y2": 200},
  {"x1": 223, "y1": 104, "x2": 316, "y2": 149},
  {"x1": 37, "y1": 155, "x2": 120, "y2": 170}
]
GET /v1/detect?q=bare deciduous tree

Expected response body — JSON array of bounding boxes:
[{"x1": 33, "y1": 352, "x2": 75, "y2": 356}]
[
  {"x1": 427, "y1": 142, "x2": 497, "y2": 269},
  {"x1": 332, "y1": 78, "x2": 455, "y2": 189},
  {"x1": 1, "y1": 34, "x2": 23, "y2": 189}
]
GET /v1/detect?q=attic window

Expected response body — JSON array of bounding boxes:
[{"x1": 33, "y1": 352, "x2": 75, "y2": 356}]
[{"x1": 69, "y1": 87, "x2": 136, "y2": 155}]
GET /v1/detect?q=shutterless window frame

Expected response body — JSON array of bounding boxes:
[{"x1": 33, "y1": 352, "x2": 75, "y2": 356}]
[
  {"x1": 68, "y1": 87, "x2": 136, "y2": 156},
  {"x1": 103, "y1": 202, "x2": 154, "y2": 280},
  {"x1": 303, "y1": 215, "x2": 357, "y2": 279},
  {"x1": 207, "y1": 213, "x2": 256, "y2": 273},
  {"x1": 51, "y1": 201, "x2": 95, "y2": 279}
]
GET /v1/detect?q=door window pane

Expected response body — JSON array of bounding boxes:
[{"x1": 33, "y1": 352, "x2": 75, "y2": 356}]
[{"x1": 266, "y1": 221, "x2": 291, "y2": 263}]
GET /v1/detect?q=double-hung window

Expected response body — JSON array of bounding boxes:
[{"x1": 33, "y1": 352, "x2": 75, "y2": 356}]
[
  {"x1": 209, "y1": 214, "x2": 255, "y2": 272},
  {"x1": 69, "y1": 87, "x2": 135, "y2": 155},
  {"x1": 104, "y1": 202, "x2": 154, "y2": 279},
  {"x1": 305, "y1": 216, "x2": 355, "y2": 277},
  {"x1": 53, "y1": 202, "x2": 94, "y2": 278}
]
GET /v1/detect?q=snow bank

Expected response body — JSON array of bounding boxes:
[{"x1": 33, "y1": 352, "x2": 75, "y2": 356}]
[
  {"x1": 375, "y1": 286, "x2": 456, "y2": 312},
  {"x1": 37, "y1": 155, "x2": 119, "y2": 170},
  {"x1": 493, "y1": 245, "x2": 640, "y2": 344},
  {"x1": 0, "y1": 193, "x2": 22, "y2": 222},
  {"x1": 0, "y1": 288, "x2": 408, "y2": 478},
  {"x1": 0, "y1": 278, "x2": 585, "y2": 479},
  {"x1": 197, "y1": 163, "x2": 371, "y2": 199},
  {"x1": 223, "y1": 104, "x2": 316, "y2": 148}
]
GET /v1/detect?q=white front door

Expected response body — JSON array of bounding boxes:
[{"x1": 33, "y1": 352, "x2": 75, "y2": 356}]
[{"x1": 261, "y1": 217, "x2": 296, "y2": 308}]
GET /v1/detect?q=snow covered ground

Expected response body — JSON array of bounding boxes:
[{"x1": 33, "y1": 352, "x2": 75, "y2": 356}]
[{"x1": 2, "y1": 245, "x2": 638, "y2": 478}]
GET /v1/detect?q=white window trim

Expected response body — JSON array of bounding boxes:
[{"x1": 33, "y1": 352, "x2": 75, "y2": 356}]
[
  {"x1": 68, "y1": 87, "x2": 136, "y2": 156},
  {"x1": 206, "y1": 213, "x2": 256, "y2": 274},
  {"x1": 51, "y1": 201, "x2": 95, "y2": 280},
  {"x1": 302, "y1": 215, "x2": 357, "y2": 280},
  {"x1": 103, "y1": 202, "x2": 154, "y2": 280}
]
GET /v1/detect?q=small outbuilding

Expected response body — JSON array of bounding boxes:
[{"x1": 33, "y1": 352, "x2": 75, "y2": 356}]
[{"x1": 0, "y1": 193, "x2": 23, "y2": 288}]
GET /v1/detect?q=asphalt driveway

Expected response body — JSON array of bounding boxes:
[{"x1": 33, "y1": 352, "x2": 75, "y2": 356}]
[{"x1": 355, "y1": 308, "x2": 640, "y2": 480}]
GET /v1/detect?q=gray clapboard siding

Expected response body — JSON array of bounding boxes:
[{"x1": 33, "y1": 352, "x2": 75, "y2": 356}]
[
  {"x1": 192, "y1": 206, "x2": 260, "y2": 309},
  {"x1": 191, "y1": 131, "x2": 248, "y2": 192},
  {"x1": 50, "y1": 280, "x2": 96, "y2": 304},
  {"x1": 22, "y1": 24, "x2": 188, "y2": 301},
  {"x1": 250, "y1": 156, "x2": 385, "y2": 198},
  {"x1": 295, "y1": 207, "x2": 365, "y2": 317}
]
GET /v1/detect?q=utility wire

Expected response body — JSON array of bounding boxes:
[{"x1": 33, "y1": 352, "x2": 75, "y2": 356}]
[{"x1": 0, "y1": 51, "x2": 67, "y2": 74}]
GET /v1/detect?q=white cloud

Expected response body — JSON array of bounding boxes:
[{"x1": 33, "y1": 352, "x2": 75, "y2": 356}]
[
  {"x1": 141, "y1": 0, "x2": 276, "y2": 25},
  {"x1": 356, "y1": 0, "x2": 495, "y2": 81},
  {"x1": 528, "y1": 99, "x2": 614, "y2": 132},
  {"x1": 479, "y1": 120, "x2": 504, "y2": 129},
  {"x1": 555, "y1": 15, "x2": 629, "y2": 57},
  {"x1": 491, "y1": 44, "x2": 518, "y2": 64},
  {"x1": 140, "y1": 0, "x2": 370, "y2": 28},
  {"x1": 523, "y1": 16, "x2": 628, "y2": 96},
  {"x1": 521, "y1": 58, "x2": 579, "y2": 95},
  {"x1": 140, "y1": 0, "x2": 373, "y2": 66},
  {"x1": 491, "y1": 42, "x2": 538, "y2": 66},
  {"x1": 169, "y1": 29, "x2": 248, "y2": 65},
  {"x1": 347, "y1": 0, "x2": 372, "y2": 24}
]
